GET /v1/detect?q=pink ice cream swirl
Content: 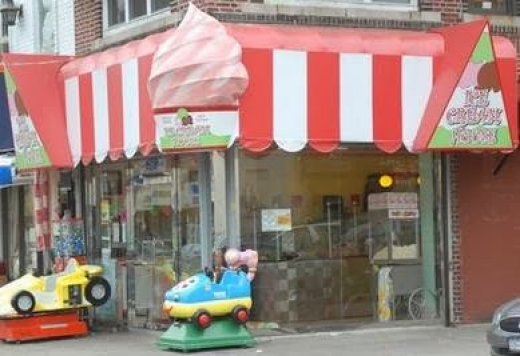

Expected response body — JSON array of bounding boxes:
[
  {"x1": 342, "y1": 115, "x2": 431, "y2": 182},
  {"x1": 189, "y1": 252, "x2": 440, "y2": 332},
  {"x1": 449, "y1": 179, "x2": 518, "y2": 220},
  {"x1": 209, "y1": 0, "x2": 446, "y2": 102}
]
[{"x1": 147, "y1": 3, "x2": 249, "y2": 110}]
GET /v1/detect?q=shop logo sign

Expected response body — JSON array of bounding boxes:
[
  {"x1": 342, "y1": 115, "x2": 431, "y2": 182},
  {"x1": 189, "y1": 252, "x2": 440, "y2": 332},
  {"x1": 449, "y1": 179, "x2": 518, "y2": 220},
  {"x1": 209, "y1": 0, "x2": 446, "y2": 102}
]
[
  {"x1": 428, "y1": 25, "x2": 512, "y2": 150},
  {"x1": 155, "y1": 108, "x2": 238, "y2": 151},
  {"x1": 4, "y1": 69, "x2": 51, "y2": 170}
]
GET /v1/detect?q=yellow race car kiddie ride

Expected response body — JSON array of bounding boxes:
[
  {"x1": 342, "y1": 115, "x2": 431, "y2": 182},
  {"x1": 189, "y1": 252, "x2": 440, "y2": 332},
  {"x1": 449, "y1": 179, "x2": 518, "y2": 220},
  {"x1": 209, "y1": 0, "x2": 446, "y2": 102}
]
[{"x1": 0, "y1": 258, "x2": 111, "y2": 317}]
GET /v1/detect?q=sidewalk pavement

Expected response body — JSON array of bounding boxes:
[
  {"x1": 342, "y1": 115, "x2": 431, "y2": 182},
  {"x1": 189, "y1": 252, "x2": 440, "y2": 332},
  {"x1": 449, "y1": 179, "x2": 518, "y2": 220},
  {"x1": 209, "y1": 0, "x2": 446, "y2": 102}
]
[{"x1": 0, "y1": 322, "x2": 493, "y2": 356}]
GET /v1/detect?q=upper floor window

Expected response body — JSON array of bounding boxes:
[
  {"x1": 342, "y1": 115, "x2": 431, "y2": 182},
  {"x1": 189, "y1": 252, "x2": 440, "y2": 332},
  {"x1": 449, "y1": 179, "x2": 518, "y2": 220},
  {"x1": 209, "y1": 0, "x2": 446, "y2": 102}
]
[
  {"x1": 467, "y1": 0, "x2": 515, "y2": 15},
  {"x1": 105, "y1": 0, "x2": 170, "y2": 28},
  {"x1": 265, "y1": 0, "x2": 416, "y2": 9}
]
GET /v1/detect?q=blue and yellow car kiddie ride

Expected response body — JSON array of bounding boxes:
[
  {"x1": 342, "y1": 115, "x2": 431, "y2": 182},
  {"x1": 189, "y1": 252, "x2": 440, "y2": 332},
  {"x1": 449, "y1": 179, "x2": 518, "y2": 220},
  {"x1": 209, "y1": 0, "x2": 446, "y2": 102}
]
[{"x1": 156, "y1": 268, "x2": 257, "y2": 352}]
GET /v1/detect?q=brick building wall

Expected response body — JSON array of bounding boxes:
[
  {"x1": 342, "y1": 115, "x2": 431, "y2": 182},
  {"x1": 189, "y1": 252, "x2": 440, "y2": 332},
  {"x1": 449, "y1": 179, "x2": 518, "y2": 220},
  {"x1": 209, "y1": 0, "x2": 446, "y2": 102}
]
[
  {"x1": 450, "y1": 152, "x2": 520, "y2": 323},
  {"x1": 74, "y1": 0, "x2": 102, "y2": 55},
  {"x1": 73, "y1": 0, "x2": 520, "y2": 325}
]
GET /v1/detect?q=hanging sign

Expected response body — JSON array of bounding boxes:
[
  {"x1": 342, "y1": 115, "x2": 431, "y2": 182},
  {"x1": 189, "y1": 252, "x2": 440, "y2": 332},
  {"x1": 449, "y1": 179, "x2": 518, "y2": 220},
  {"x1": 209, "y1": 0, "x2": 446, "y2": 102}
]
[
  {"x1": 155, "y1": 108, "x2": 237, "y2": 151},
  {"x1": 428, "y1": 25, "x2": 512, "y2": 149},
  {"x1": 4, "y1": 69, "x2": 51, "y2": 170}
]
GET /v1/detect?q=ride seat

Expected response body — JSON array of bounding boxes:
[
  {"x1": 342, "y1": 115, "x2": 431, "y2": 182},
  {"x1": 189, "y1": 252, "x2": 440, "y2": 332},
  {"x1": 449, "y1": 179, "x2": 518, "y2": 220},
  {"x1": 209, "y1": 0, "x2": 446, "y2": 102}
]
[
  {"x1": 45, "y1": 275, "x2": 59, "y2": 292},
  {"x1": 220, "y1": 270, "x2": 241, "y2": 285},
  {"x1": 44, "y1": 259, "x2": 79, "y2": 292}
]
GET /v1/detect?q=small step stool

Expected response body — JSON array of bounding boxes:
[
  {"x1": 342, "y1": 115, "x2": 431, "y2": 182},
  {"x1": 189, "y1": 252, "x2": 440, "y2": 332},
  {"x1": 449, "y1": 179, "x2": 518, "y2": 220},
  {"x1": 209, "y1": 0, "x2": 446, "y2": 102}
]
[{"x1": 0, "y1": 310, "x2": 89, "y2": 343}]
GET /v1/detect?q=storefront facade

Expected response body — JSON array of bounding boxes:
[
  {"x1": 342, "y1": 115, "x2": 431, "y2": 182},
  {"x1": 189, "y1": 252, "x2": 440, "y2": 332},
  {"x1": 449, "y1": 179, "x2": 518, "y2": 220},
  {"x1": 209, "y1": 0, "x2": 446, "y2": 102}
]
[{"x1": 2, "y1": 7, "x2": 518, "y2": 328}]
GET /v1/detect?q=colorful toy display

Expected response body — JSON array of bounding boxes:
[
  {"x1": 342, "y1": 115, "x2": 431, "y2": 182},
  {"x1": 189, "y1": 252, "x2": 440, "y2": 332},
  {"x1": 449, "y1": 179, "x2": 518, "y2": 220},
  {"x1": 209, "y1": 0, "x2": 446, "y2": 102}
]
[
  {"x1": 52, "y1": 218, "x2": 87, "y2": 273},
  {"x1": 0, "y1": 258, "x2": 111, "y2": 317}
]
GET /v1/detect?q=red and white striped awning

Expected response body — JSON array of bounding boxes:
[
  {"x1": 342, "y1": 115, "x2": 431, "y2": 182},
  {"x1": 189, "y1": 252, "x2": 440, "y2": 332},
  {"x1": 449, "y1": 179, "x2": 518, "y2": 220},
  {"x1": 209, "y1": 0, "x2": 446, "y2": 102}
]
[
  {"x1": 59, "y1": 22, "x2": 517, "y2": 166},
  {"x1": 4, "y1": 18, "x2": 518, "y2": 168}
]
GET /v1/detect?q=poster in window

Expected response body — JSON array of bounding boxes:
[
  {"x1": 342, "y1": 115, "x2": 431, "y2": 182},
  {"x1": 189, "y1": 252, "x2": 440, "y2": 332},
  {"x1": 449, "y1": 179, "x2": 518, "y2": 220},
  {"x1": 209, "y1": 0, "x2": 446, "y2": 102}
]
[{"x1": 261, "y1": 209, "x2": 292, "y2": 232}]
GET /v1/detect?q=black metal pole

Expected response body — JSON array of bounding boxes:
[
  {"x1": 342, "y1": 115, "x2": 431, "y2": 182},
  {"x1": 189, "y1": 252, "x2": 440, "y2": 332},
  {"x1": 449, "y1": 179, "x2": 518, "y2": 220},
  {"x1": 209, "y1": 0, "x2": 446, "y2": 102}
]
[{"x1": 441, "y1": 155, "x2": 452, "y2": 327}]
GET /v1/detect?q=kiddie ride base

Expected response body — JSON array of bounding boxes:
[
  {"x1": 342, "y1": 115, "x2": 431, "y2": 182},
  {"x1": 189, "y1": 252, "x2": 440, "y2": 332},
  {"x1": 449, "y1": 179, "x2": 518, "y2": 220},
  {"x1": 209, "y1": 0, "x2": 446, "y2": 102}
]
[
  {"x1": 0, "y1": 310, "x2": 88, "y2": 343},
  {"x1": 157, "y1": 317, "x2": 256, "y2": 352}
]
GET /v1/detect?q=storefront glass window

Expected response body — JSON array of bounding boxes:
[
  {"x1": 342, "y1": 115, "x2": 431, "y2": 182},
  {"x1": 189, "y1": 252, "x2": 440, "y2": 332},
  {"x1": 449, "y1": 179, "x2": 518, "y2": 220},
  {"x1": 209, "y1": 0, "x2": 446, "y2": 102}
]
[
  {"x1": 238, "y1": 148, "x2": 436, "y2": 324},
  {"x1": 7, "y1": 186, "x2": 34, "y2": 279}
]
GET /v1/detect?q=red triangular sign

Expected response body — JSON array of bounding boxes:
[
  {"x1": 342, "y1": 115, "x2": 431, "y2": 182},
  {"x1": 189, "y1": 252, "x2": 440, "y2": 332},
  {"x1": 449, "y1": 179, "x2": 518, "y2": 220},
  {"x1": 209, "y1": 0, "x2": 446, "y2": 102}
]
[{"x1": 414, "y1": 20, "x2": 513, "y2": 151}]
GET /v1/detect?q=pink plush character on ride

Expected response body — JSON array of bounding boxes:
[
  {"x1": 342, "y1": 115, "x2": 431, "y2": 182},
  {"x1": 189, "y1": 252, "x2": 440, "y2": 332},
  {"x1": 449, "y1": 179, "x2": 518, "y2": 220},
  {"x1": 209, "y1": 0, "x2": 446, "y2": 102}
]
[{"x1": 224, "y1": 248, "x2": 258, "y2": 281}]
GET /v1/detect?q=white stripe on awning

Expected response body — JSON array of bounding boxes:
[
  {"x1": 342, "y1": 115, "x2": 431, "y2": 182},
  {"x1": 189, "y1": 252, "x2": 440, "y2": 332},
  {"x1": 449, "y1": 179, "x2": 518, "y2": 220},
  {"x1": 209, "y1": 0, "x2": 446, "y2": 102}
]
[
  {"x1": 273, "y1": 50, "x2": 308, "y2": 152},
  {"x1": 340, "y1": 53, "x2": 373, "y2": 143},
  {"x1": 122, "y1": 58, "x2": 140, "y2": 158},
  {"x1": 402, "y1": 56, "x2": 433, "y2": 151},
  {"x1": 64, "y1": 77, "x2": 82, "y2": 167},
  {"x1": 92, "y1": 68, "x2": 110, "y2": 163}
]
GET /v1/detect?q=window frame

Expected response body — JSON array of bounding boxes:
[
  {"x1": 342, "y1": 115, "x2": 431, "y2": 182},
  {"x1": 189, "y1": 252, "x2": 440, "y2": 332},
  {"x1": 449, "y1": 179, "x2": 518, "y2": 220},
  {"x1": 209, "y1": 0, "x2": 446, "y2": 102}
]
[
  {"x1": 264, "y1": 0, "x2": 418, "y2": 11},
  {"x1": 103, "y1": 0, "x2": 170, "y2": 31},
  {"x1": 466, "y1": 0, "x2": 512, "y2": 15}
]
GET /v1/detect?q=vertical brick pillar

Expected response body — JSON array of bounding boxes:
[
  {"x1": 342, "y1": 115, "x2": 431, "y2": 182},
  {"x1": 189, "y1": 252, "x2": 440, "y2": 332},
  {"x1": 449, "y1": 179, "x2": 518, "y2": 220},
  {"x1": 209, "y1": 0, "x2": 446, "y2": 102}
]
[
  {"x1": 74, "y1": 0, "x2": 102, "y2": 55},
  {"x1": 441, "y1": 0, "x2": 463, "y2": 24},
  {"x1": 450, "y1": 155, "x2": 462, "y2": 323}
]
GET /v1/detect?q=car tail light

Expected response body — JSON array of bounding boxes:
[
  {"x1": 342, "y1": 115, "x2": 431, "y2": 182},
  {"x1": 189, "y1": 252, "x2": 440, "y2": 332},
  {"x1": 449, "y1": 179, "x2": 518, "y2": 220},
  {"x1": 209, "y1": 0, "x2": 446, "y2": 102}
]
[{"x1": 0, "y1": 261, "x2": 6, "y2": 275}]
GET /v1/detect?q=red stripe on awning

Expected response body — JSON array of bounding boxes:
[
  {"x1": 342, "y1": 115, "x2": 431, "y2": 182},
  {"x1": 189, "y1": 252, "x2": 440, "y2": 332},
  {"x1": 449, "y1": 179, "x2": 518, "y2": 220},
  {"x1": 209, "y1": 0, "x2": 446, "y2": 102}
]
[
  {"x1": 79, "y1": 74, "x2": 95, "y2": 165},
  {"x1": 107, "y1": 64, "x2": 124, "y2": 161},
  {"x1": 373, "y1": 55, "x2": 402, "y2": 153},
  {"x1": 239, "y1": 48, "x2": 274, "y2": 152},
  {"x1": 307, "y1": 52, "x2": 340, "y2": 153}
]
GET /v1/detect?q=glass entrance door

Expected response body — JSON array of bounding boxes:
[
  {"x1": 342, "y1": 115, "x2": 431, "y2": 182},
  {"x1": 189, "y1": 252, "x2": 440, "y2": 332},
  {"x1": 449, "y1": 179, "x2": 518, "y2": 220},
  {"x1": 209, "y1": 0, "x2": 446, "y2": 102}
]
[
  {"x1": 89, "y1": 154, "x2": 213, "y2": 329},
  {"x1": 171, "y1": 155, "x2": 203, "y2": 282},
  {"x1": 124, "y1": 154, "x2": 211, "y2": 328}
]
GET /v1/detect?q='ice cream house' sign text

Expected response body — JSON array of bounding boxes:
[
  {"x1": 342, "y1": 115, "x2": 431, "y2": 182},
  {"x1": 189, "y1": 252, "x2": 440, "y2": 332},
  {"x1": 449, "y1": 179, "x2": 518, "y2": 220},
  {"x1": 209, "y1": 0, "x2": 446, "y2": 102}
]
[
  {"x1": 446, "y1": 88, "x2": 503, "y2": 145},
  {"x1": 155, "y1": 108, "x2": 237, "y2": 151},
  {"x1": 428, "y1": 26, "x2": 512, "y2": 149}
]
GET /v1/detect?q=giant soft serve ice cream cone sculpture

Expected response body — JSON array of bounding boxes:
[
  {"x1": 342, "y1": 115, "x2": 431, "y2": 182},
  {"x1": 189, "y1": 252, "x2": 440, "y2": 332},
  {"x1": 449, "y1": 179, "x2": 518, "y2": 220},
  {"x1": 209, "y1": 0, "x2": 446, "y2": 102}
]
[{"x1": 148, "y1": 3, "x2": 249, "y2": 151}]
